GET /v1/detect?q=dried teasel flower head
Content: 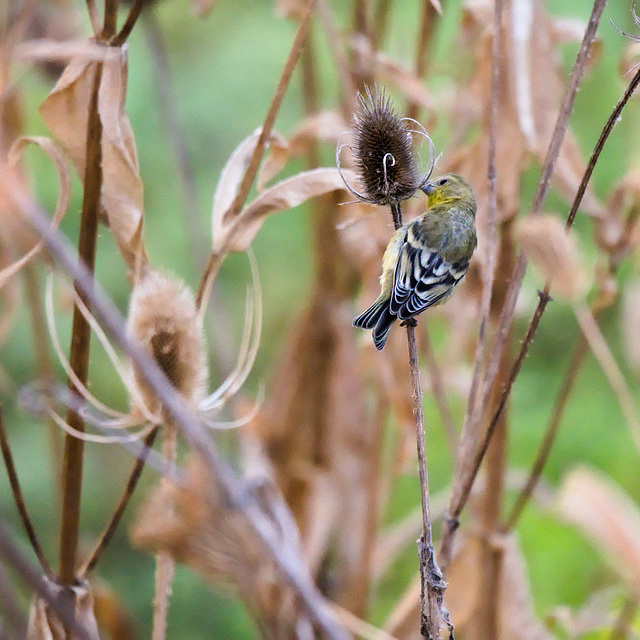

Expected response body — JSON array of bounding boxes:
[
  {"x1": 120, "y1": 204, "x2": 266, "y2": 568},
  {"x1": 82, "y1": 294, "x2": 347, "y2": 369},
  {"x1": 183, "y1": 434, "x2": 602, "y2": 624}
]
[
  {"x1": 516, "y1": 215, "x2": 587, "y2": 302},
  {"x1": 337, "y1": 87, "x2": 435, "y2": 205},
  {"x1": 127, "y1": 268, "x2": 208, "y2": 416}
]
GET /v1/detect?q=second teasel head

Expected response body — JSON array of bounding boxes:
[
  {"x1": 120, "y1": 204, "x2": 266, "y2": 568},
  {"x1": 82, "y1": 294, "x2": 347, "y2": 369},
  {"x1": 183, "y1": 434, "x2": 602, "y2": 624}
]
[{"x1": 338, "y1": 88, "x2": 434, "y2": 206}]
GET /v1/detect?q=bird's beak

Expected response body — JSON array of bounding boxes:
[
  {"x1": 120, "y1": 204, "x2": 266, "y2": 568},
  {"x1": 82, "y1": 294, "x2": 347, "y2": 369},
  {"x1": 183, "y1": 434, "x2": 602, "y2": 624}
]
[{"x1": 421, "y1": 182, "x2": 435, "y2": 195}]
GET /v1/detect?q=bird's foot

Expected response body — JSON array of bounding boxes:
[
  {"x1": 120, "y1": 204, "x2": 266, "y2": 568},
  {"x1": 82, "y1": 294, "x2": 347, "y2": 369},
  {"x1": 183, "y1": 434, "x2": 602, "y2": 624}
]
[{"x1": 400, "y1": 318, "x2": 418, "y2": 327}]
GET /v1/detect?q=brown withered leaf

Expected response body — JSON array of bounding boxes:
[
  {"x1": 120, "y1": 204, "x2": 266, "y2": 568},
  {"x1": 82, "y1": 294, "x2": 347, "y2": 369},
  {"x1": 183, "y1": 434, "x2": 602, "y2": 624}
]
[
  {"x1": 228, "y1": 167, "x2": 356, "y2": 253},
  {"x1": 39, "y1": 43, "x2": 147, "y2": 270},
  {"x1": 515, "y1": 215, "x2": 587, "y2": 301},
  {"x1": 0, "y1": 137, "x2": 70, "y2": 290},
  {"x1": 211, "y1": 127, "x2": 287, "y2": 251},
  {"x1": 27, "y1": 578, "x2": 100, "y2": 640},
  {"x1": 258, "y1": 111, "x2": 349, "y2": 189},
  {"x1": 558, "y1": 466, "x2": 640, "y2": 589}
]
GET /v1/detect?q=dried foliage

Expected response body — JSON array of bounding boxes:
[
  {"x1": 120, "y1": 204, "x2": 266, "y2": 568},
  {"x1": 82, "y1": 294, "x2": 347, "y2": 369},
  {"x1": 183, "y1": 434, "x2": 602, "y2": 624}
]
[{"x1": 3, "y1": 0, "x2": 640, "y2": 639}]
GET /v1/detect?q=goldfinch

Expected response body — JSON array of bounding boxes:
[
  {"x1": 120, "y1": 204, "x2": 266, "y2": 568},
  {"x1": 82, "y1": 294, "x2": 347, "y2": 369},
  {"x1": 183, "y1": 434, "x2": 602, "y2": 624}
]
[{"x1": 353, "y1": 174, "x2": 477, "y2": 350}]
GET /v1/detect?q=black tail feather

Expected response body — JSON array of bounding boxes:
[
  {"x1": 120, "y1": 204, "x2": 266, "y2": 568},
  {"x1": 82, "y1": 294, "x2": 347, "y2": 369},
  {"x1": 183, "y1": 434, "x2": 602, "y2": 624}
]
[
  {"x1": 353, "y1": 295, "x2": 389, "y2": 329},
  {"x1": 372, "y1": 308, "x2": 395, "y2": 350}
]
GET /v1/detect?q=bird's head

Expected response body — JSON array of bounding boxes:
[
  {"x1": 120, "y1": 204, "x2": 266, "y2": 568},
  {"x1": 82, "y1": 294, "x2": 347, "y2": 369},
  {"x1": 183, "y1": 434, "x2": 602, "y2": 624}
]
[{"x1": 421, "y1": 174, "x2": 476, "y2": 213}]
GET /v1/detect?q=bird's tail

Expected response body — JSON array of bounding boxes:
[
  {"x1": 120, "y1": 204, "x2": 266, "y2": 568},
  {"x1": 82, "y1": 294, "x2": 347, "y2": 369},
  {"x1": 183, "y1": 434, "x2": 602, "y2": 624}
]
[{"x1": 353, "y1": 295, "x2": 395, "y2": 350}]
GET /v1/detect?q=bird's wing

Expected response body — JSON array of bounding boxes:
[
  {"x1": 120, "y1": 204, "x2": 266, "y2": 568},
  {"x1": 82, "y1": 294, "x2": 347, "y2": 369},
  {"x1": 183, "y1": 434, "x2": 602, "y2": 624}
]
[{"x1": 389, "y1": 243, "x2": 469, "y2": 320}]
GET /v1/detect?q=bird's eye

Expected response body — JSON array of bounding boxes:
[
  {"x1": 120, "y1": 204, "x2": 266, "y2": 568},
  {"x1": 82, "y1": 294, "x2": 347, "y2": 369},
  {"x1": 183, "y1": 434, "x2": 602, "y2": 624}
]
[{"x1": 438, "y1": 178, "x2": 449, "y2": 186}]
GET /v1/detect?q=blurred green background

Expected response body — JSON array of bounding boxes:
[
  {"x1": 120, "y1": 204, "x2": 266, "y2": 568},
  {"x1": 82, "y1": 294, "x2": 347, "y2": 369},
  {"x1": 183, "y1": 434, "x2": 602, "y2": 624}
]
[{"x1": 2, "y1": 0, "x2": 640, "y2": 637}]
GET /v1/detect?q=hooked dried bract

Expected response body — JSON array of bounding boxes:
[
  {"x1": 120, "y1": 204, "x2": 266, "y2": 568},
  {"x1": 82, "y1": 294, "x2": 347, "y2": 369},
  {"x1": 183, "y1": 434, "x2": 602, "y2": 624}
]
[{"x1": 126, "y1": 268, "x2": 208, "y2": 415}]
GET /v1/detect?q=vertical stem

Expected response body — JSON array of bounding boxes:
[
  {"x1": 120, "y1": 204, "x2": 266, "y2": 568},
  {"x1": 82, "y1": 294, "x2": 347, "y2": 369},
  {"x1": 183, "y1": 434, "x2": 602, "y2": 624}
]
[
  {"x1": 102, "y1": 0, "x2": 119, "y2": 40},
  {"x1": 58, "y1": 61, "x2": 103, "y2": 586},
  {"x1": 391, "y1": 200, "x2": 444, "y2": 638}
]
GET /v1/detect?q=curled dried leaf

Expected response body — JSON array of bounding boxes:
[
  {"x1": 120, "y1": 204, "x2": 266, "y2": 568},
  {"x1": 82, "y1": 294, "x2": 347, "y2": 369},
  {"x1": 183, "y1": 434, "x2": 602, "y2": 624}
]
[
  {"x1": 212, "y1": 127, "x2": 287, "y2": 252},
  {"x1": 39, "y1": 42, "x2": 147, "y2": 271},
  {"x1": 229, "y1": 167, "x2": 356, "y2": 253},
  {"x1": 516, "y1": 215, "x2": 587, "y2": 301}
]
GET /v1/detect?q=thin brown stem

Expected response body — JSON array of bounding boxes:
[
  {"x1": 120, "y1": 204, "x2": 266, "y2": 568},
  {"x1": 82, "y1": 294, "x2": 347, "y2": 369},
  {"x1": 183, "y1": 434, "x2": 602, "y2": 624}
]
[
  {"x1": 391, "y1": 201, "x2": 445, "y2": 638},
  {"x1": 85, "y1": 0, "x2": 101, "y2": 35},
  {"x1": 113, "y1": 0, "x2": 144, "y2": 45},
  {"x1": 0, "y1": 406, "x2": 51, "y2": 575},
  {"x1": 406, "y1": 324, "x2": 445, "y2": 639},
  {"x1": 58, "y1": 61, "x2": 103, "y2": 586},
  {"x1": 102, "y1": 0, "x2": 119, "y2": 40},
  {"x1": 196, "y1": 0, "x2": 317, "y2": 308},
  {"x1": 79, "y1": 426, "x2": 159, "y2": 576},
  {"x1": 440, "y1": 0, "x2": 606, "y2": 570}
]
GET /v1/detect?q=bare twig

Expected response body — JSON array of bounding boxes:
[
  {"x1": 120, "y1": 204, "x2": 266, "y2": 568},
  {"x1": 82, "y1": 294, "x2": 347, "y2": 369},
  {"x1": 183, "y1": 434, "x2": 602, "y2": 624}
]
[
  {"x1": 79, "y1": 427, "x2": 159, "y2": 576},
  {"x1": 14, "y1": 187, "x2": 350, "y2": 640},
  {"x1": 102, "y1": 0, "x2": 119, "y2": 40},
  {"x1": 389, "y1": 201, "x2": 445, "y2": 639},
  {"x1": 196, "y1": 0, "x2": 318, "y2": 309},
  {"x1": 440, "y1": 0, "x2": 606, "y2": 569},
  {"x1": 58, "y1": 61, "x2": 104, "y2": 586},
  {"x1": 0, "y1": 406, "x2": 51, "y2": 575},
  {"x1": 113, "y1": 0, "x2": 145, "y2": 45},
  {"x1": 85, "y1": 0, "x2": 101, "y2": 35}
]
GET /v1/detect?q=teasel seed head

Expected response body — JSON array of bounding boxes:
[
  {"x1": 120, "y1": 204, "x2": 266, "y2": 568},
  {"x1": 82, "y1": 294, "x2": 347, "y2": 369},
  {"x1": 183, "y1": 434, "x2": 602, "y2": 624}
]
[
  {"x1": 337, "y1": 87, "x2": 435, "y2": 206},
  {"x1": 127, "y1": 268, "x2": 208, "y2": 416}
]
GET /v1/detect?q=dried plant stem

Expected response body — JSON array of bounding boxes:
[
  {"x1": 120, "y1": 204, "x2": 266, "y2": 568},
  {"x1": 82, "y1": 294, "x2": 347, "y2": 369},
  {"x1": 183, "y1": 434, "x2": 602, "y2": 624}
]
[
  {"x1": 390, "y1": 202, "x2": 444, "y2": 639},
  {"x1": 0, "y1": 406, "x2": 51, "y2": 575},
  {"x1": 102, "y1": 0, "x2": 119, "y2": 40},
  {"x1": 113, "y1": 0, "x2": 145, "y2": 46},
  {"x1": 85, "y1": 0, "x2": 101, "y2": 35},
  {"x1": 440, "y1": 0, "x2": 605, "y2": 570},
  {"x1": 79, "y1": 426, "x2": 159, "y2": 576},
  {"x1": 18, "y1": 188, "x2": 350, "y2": 639},
  {"x1": 58, "y1": 61, "x2": 103, "y2": 586},
  {"x1": 197, "y1": 0, "x2": 317, "y2": 308},
  {"x1": 152, "y1": 426, "x2": 178, "y2": 640},
  {"x1": 0, "y1": 563, "x2": 26, "y2": 638}
]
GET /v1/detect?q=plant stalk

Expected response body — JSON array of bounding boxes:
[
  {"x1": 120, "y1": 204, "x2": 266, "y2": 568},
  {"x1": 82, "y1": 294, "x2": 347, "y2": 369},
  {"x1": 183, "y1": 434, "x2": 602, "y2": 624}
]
[{"x1": 58, "y1": 60, "x2": 103, "y2": 586}]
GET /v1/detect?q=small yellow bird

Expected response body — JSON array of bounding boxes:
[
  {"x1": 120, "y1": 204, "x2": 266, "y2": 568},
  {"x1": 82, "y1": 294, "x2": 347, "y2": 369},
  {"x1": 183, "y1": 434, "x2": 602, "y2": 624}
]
[{"x1": 353, "y1": 174, "x2": 477, "y2": 350}]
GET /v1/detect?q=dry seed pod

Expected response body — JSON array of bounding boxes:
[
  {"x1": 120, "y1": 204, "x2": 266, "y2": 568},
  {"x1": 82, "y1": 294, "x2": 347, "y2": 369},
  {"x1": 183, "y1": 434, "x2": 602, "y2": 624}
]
[
  {"x1": 516, "y1": 215, "x2": 587, "y2": 301},
  {"x1": 127, "y1": 269, "x2": 208, "y2": 416},
  {"x1": 337, "y1": 87, "x2": 434, "y2": 205}
]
